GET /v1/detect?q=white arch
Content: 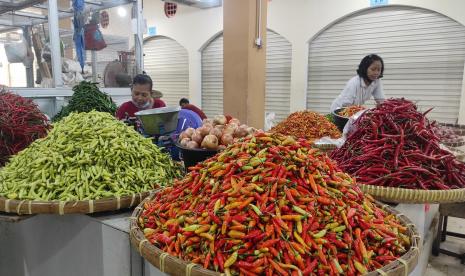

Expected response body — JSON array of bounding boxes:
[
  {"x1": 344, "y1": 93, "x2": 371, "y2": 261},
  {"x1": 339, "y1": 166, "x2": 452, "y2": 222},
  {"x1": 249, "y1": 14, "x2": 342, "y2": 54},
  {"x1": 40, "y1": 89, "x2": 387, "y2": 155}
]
[
  {"x1": 307, "y1": 4, "x2": 465, "y2": 44},
  {"x1": 200, "y1": 28, "x2": 292, "y2": 51}
]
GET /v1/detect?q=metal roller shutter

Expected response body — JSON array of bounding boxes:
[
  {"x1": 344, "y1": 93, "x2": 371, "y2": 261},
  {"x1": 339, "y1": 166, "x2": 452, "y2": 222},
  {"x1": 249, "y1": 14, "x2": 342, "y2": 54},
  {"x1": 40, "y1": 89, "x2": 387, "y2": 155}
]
[
  {"x1": 201, "y1": 30, "x2": 292, "y2": 122},
  {"x1": 143, "y1": 36, "x2": 189, "y2": 107},
  {"x1": 307, "y1": 6, "x2": 465, "y2": 123},
  {"x1": 201, "y1": 35, "x2": 224, "y2": 118}
]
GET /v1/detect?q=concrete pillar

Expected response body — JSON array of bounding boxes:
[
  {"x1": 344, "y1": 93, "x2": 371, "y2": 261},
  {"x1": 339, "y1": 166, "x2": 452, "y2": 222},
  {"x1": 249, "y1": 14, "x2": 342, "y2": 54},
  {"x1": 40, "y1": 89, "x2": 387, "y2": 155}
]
[{"x1": 223, "y1": 0, "x2": 267, "y2": 129}]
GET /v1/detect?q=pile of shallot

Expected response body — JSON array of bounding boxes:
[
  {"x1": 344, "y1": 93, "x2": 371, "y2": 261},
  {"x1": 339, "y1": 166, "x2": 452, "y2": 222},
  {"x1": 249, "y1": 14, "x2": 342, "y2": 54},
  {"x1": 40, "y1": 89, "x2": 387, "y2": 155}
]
[{"x1": 178, "y1": 115, "x2": 256, "y2": 150}]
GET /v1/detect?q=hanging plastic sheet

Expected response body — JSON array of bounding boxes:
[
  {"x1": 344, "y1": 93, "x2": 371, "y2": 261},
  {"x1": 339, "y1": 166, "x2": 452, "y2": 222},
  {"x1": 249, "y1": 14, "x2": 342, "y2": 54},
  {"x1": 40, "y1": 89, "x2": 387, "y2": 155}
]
[{"x1": 73, "y1": 0, "x2": 86, "y2": 72}]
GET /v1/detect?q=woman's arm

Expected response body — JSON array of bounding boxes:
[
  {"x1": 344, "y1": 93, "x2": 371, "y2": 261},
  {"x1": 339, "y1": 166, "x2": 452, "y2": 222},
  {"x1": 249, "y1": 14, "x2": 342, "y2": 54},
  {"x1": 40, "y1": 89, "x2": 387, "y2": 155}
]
[
  {"x1": 373, "y1": 81, "x2": 385, "y2": 104},
  {"x1": 331, "y1": 77, "x2": 358, "y2": 111}
]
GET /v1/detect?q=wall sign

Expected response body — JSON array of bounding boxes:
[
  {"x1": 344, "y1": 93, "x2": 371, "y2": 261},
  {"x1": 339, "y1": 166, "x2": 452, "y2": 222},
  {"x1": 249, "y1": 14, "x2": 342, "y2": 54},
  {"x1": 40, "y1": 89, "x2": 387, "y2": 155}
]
[
  {"x1": 148, "y1": 27, "x2": 157, "y2": 36},
  {"x1": 370, "y1": 0, "x2": 388, "y2": 7}
]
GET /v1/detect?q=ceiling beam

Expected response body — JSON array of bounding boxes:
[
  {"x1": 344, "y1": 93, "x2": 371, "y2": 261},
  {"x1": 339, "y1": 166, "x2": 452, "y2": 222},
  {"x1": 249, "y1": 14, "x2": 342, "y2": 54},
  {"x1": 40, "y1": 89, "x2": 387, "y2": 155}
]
[
  {"x1": 0, "y1": 0, "x2": 46, "y2": 15},
  {"x1": 32, "y1": 4, "x2": 72, "y2": 14},
  {"x1": 12, "y1": 11, "x2": 46, "y2": 19}
]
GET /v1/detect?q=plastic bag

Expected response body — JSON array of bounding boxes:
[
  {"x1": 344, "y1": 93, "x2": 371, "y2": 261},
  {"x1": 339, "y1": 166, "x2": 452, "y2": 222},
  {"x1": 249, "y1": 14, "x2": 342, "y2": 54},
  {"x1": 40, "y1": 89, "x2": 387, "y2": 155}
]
[
  {"x1": 264, "y1": 112, "x2": 276, "y2": 131},
  {"x1": 84, "y1": 24, "x2": 107, "y2": 51},
  {"x1": 63, "y1": 58, "x2": 83, "y2": 73},
  {"x1": 314, "y1": 136, "x2": 345, "y2": 148},
  {"x1": 342, "y1": 109, "x2": 368, "y2": 139},
  {"x1": 4, "y1": 41, "x2": 27, "y2": 63}
]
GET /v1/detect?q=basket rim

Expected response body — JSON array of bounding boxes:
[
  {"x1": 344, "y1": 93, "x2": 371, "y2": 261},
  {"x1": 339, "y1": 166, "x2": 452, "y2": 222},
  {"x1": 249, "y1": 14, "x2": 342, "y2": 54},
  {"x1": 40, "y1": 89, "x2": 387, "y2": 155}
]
[
  {"x1": 0, "y1": 191, "x2": 151, "y2": 215},
  {"x1": 130, "y1": 192, "x2": 420, "y2": 276},
  {"x1": 359, "y1": 184, "x2": 465, "y2": 204}
]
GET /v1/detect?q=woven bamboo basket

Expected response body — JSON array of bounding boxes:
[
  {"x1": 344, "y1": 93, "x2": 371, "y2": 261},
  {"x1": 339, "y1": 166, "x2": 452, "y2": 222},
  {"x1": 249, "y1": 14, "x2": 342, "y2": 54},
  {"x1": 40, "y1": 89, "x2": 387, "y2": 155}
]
[
  {"x1": 437, "y1": 123, "x2": 465, "y2": 147},
  {"x1": 0, "y1": 192, "x2": 150, "y2": 215},
  {"x1": 438, "y1": 123, "x2": 465, "y2": 136},
  {"x1": 359, "y1": 184, "x2": 465, "y2": 204},
  {"x1": 130, "y1": 193, "x2": 421, "y2": 276},
  {"x1": 442, "y1": 141, "x2": 465, "y2": 148}
]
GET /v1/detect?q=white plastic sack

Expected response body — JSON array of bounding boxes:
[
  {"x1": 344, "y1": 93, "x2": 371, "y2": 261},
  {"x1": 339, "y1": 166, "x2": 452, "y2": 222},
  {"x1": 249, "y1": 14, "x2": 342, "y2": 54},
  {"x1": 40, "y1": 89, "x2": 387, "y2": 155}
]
[
  {"x1": 314, "y1": 136, "x2": 345, "y2": 148},
  {"x1": 62, "y1": 58, "x2": 83, "y2": 73},
  {"x1": 264, "y1": 112, "x2": 276, "y2": 131},
  {"x1": 40, "y1": 78, "x2": 53, "y2": 88},
  {"x1": 4, "y1": 41, "x2": 27, "y2": 63}
]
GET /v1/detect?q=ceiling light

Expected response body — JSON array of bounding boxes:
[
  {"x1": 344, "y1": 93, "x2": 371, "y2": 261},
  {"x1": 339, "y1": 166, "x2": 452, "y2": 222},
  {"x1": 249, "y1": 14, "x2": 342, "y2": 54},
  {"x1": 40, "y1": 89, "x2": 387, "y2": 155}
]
[{"x1": 117, "y1": 7, "x2": 127, "y2": 17}]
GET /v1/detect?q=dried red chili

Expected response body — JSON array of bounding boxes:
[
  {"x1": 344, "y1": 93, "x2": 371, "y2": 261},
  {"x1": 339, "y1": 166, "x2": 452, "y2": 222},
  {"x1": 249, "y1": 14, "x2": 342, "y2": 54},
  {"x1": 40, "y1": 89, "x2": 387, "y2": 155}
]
[
  {"x1": 271, "y1": 110, "x2": 341, "y2": 140},
  {"x1": 0, "y1": 91, "x2": 50, "y2": 166},
  {"x1": 331, "y1": 98, "x2": 465, "y2": 190}
]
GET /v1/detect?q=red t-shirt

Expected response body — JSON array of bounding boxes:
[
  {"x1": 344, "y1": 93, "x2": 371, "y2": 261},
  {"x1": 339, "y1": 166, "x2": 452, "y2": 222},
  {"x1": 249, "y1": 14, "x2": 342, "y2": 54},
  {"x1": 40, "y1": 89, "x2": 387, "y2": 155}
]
[
  {"x1": 116, "y1": 99, "x2": 166, "y2": 120},
  {"x1": 182, "y1": 104, "x2": 207, "y2": 120}
]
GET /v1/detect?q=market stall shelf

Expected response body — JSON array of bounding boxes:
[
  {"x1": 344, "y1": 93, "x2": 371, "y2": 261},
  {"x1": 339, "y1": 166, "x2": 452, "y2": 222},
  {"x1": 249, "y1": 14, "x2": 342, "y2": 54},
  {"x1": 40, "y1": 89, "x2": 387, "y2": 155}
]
[
  {"x1": 130, "y1": 193, "x2": 421, "y2": 276},
  {"x1": 359, "y1": 185, "x2": 465, "y2": 204},
  {"x1": 0, "y1": 192, "x2": 149, "y2": 215}
]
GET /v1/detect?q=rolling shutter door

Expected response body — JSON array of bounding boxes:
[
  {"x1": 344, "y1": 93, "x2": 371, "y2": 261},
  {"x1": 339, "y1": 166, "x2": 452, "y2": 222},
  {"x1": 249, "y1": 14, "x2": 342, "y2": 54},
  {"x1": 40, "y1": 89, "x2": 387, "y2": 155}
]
[
  {"x1": 306, "y1": 6, "x2": 465, "y2": 123},
  {"x1": 201, "y1": 30, "x2": 292, "y2": 122},
  {"x1": 265, "y1": 30, "x2": 292, "y2": 123},
  {"x1": 201, "y1": 35, "x2": 224, "y2": 118},
  {"x1": 144, "y1": 36, "x2": 189, "y2": 107}
]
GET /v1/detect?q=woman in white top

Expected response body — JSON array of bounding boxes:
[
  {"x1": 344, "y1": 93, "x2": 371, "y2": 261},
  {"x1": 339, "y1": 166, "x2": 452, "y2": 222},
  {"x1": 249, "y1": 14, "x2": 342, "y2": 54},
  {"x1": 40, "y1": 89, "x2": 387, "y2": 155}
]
[{"x1": 330, "y1": 54, "x2": 385, "y2": 112}]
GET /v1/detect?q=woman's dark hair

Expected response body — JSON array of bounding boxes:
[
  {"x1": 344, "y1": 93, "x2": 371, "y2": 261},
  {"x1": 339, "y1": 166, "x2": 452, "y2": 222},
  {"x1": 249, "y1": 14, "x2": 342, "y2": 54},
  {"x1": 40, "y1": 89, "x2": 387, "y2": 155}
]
[
  {"x1": 179, "y1": 98, "x2": 189, "y2": 106},
  {"x1": 356, "y1": 54, "x2": 384, "y2": 81},
  {"x1": 132, "y1": 73, "x2": 153, "y2": 91}
]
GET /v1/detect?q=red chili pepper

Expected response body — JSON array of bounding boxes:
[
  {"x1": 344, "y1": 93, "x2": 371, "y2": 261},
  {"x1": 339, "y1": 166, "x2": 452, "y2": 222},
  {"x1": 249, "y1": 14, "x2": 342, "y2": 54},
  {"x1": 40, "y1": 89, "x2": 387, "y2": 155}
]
[
  {"x1": 284, "y1": 187, "x2": 298, "y2": 205},
  {"x1": 317, "y1": 196, "x2": 332, "y2": 205},
  {"x1": 216, "y1": 251, "x2": 225, "y2": 271},
  {"x1": 209, "y1": 211, "x2": 221, "y2": 225}
]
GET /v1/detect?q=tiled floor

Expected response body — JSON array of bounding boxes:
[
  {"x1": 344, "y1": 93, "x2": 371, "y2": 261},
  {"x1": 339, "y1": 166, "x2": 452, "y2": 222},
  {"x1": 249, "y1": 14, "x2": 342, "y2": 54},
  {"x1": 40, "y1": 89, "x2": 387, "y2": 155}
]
[{"x1": 425, "y1": 217, "x2": 465, "y2": 275}]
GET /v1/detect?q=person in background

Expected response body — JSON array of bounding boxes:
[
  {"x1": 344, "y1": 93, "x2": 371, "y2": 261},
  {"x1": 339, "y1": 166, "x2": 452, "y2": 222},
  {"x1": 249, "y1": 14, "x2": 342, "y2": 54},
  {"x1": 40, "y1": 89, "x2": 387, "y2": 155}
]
[
  {"x1": 330, "y1": 54, "x2": 385, "y2": 112},
  {"x1": 176, "y1": 109, "x2": 203, "y2": 134},
  {"x1": 151, "y1": 89, "x2": 167, "y2": 109},
  {"x1": 179, "y1": 98, "x2": 207, "y2": 120},
  {"x1": 116, "y1": 74, "x2": 166, "y2": 120}
]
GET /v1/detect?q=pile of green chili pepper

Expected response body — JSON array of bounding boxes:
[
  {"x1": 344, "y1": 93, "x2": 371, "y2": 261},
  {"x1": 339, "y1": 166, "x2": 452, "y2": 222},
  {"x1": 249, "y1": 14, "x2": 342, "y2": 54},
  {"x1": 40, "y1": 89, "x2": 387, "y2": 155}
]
[
  {"x1": 0, "y1": 111, "x2": 182, "y2": 201},
  {"x1": 52, "y1": 81, "x2": 117, "y2": 122},
  {"x1": 138, "y1": 132, "x2": 411, "y2": 276}
]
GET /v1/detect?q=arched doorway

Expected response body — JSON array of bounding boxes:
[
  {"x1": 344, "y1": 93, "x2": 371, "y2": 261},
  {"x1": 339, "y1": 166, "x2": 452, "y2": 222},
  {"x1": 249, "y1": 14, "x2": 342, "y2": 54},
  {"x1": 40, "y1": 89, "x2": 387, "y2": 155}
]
[
  {"x1": 144, "y1": 36, "x2": 189, "y2": 107},
  {"x1": 307, "y1": 6, "x2": 465, "y2": 123},
  {"x1": 201, "y1": 30, "x2": 292, "y2": 122}
]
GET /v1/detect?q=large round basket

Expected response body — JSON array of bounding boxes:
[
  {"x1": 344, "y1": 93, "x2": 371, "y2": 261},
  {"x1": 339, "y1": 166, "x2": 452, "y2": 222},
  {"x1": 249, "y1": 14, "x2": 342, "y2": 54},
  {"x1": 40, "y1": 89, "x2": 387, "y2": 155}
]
[
  {"x1": 437, "y1": 123, "x2": 465, "y2": 147},
  {"x1": 130, "y1": 193, "x2": 421, "y2": 276},
  {"x1": 359, "y1": 184, "x2": 465, "y2": 204},
  {"x1": 0, "y1": 192, "x2": 150, "y2": 215},
  {"x1": 438, "y1": 123, "x2": 465, "y2": 136}
]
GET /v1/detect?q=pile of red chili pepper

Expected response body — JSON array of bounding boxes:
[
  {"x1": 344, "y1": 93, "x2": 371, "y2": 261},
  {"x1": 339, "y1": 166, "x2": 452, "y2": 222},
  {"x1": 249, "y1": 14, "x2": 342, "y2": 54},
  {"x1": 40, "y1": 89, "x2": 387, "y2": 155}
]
[
  {"x1": 0, "y1": 92, "x2": 50, "y2": 166},
  {"x1": 337, "y1": 106, "x2": 365, "y2": 118},
  {"x1": 331, "y1": 98, "x2": 465, "y2": 190},
  {"x1": 138, "y1": 132, "x2": 411, "y2": 276},
  {"x1": 271, "y1": 111, "x2": 341, "y2": 140}
]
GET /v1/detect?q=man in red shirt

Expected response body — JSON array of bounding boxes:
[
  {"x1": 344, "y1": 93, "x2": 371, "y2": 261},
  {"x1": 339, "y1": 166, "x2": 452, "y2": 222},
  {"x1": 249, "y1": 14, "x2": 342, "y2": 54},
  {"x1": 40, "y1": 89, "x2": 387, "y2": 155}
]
[
  {"x1": 116, "y1": 74, "x2": 166, "y2": 120},
  {"x1": 179, "y1": 98, "x2": 207, "y2": 120}
]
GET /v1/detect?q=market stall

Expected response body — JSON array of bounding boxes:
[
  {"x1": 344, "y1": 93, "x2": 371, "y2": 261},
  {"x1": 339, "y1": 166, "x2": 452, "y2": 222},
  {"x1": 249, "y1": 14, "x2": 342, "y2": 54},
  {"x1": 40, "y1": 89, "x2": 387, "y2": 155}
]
[{"x1": 1, "y1": 1, "x2": 465, "y2": 276}]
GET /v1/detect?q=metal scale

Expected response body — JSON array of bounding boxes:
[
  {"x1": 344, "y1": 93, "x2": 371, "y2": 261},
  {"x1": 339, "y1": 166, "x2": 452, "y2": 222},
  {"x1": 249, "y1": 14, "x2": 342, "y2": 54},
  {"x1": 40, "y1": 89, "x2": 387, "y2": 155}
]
[{"x1": 129, "y1": 107, "x2": 181, "y2": 160}]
